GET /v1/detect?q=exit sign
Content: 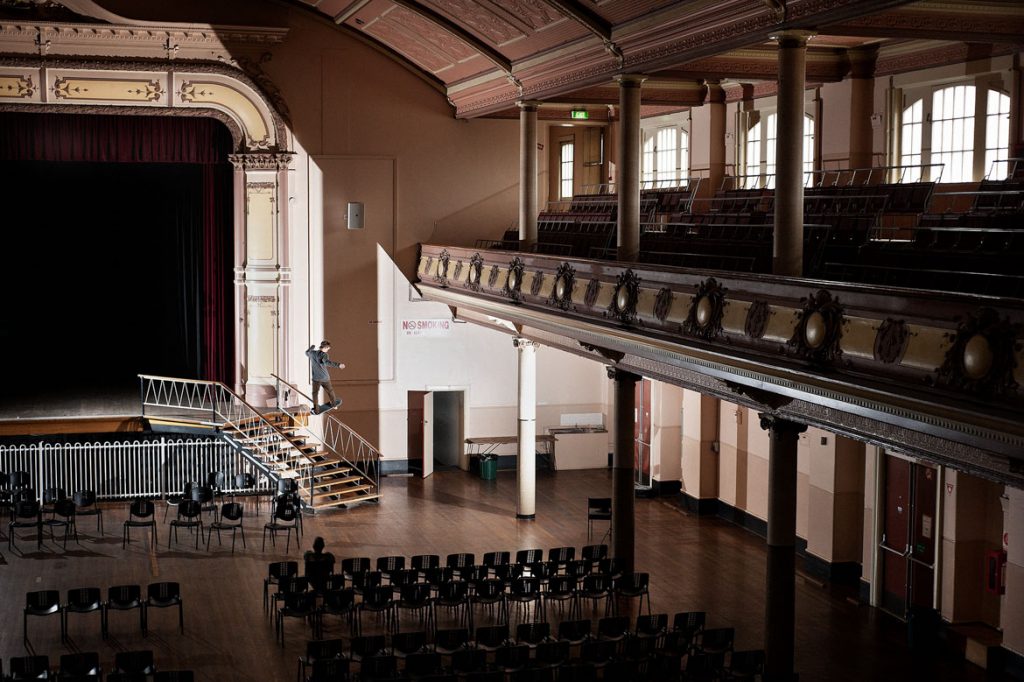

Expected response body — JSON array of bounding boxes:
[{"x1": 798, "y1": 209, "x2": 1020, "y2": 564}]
[{"x1": 570, "y1": 110, "x2": 589, "y2": 120}]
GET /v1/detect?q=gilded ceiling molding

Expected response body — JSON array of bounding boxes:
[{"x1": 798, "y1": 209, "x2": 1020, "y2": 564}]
[{"x1": 0, "y1": 56, "x2": 289, "y2": 152}]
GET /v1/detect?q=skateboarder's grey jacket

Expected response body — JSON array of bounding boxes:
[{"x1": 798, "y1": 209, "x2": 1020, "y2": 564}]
[{"x1": 306, "y1": 346, "x2": 341, "y2": 382}]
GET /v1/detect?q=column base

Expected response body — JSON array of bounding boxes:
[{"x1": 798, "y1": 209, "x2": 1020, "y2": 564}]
[{"x1": 515, "y1": 513, "x2": 536, "y2": 520}]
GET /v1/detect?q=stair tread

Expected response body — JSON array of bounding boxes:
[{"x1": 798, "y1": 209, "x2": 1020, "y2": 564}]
[
  {"x1": 313, "y1": 494, "x2": 381, "y2": 509},
  {"x1": 311, "y1": 484, "x2": 375, "y2": 499},
  {"x1": 312, "y1": 475, "x2": 364, "y2": 487}
]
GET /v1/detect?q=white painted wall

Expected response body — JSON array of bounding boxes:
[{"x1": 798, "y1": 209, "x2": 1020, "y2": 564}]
[{"x1": 376, "y1": 252, "x2": 609, "y2": 461}]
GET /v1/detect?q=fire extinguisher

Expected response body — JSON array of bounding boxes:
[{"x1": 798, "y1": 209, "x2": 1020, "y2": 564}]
[{"x1": 986, "y1": 549, "x2": 1007, "y2": 595}]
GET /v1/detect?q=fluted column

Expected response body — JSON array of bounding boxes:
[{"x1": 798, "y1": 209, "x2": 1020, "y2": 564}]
[
  {"x1": 519, "y1": 101, "x2": 540, "y2": 249},
  {"x1": 849, "y1": 46, "x2": 878, "y2": 169},
  {"x1": 759, "y1": 414, "x2": 808, "y2": 682},
  {"x1": 615, "y1": 75, "x2": 646, "y2": 262},
  {"x1": 609, "y1": 367, "x2": 640, "y2": 572},
  {"x1": 705, "y1": 80, "x2": 727, "y2": 197},
  {"x1": 228, "y1": 152, "x2": 293, "y2": 404},
  {"x1": 515, "y1": 337, "x2": 537, "y2": 519},
  {"x1": 772, "y1": 32, "x2": 810, "y2": 276}
]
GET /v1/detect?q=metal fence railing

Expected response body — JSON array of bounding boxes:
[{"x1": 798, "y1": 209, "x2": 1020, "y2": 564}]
[{"x1": 0, "y1": 437, "x2": 274, "y2": 501}]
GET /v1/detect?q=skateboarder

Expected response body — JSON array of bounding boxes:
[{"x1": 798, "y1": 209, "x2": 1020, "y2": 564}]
[{"x1": 306, "y1": 340, "x2": 345, "y2": 414}]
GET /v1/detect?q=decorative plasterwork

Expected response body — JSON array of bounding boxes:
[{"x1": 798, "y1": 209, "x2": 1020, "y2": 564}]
[
  {"x1": 484, "y1": 316, "x2": 1024, "y2": 488},
  {"x1": 416, "y1": 245, "x2": 1024, "y2": 454},
  {"x1": 0, "y1": 57, "x2": 287, "y2": 152},
  {"x1": 0, "y1": 20, "x2": 288, "y2": 62}
]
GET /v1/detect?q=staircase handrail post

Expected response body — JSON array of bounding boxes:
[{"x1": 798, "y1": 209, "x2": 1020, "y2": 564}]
[{"x1": 160, "y1": 436, "x2": 168, "y2": 500}]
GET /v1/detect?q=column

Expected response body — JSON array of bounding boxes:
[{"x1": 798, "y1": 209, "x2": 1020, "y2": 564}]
[
  {"x1": 759, "y1": 414, "x2": 807, "y2": 682},
  {"x1": 515, "y1": 337, "x2": 537, "y2": 519},
  {"x1": 705, "y1": 80, "x2": 727, "y2": 198},
  {"x1": 609, "y1": 367, "x2": 640, "y2": 572},
  {"x1": 615, "y1": 75, "x2": 646, "y2": 262},
  {"x1": 848, "y1": 47, "x2": 878, "y2": 169},
  {"x1": 519, "y1": 101, "x2": 540, "y2": 249},
  {"x1": 228, "y1": 152, "x2": 294, "y2": 405},
  {"x1": 772, "y1": 32, "x2": 810, "y2": 277}
]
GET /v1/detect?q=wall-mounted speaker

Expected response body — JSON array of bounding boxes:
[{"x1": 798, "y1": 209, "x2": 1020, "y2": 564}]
[{"x1": 347, "y1": 202, "x2": 364, "y2": 229}]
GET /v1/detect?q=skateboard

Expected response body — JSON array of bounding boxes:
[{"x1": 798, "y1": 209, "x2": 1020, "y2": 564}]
[{"x1": 312, "y1": 400, "x2": 341, "y2": 415}]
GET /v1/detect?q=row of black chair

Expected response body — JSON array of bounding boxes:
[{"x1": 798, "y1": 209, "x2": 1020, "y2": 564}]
[
  {"x1": 290, "y1": 613, "x2": 754, "y2": 681},
  {"x1": 24, "y1": 583, "x2": 183, "y2": 643},
  {"x1": 0, "y1": 651, "x2": 192, "y2": 682}
]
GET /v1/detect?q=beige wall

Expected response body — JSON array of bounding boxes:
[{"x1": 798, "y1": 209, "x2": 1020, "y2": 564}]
[
  {"x1": 805, "y1": 431, "x2": 865, "y2": 563},
  {"x1": 940, "y1": 470, "x2": 1004, "y2": 626},
  {"x1": 650, "y1": 382, "x2": 683, "y2": 484},
  {"x1": 680, "y1": 389, "x2": 718, "y2": 500}
]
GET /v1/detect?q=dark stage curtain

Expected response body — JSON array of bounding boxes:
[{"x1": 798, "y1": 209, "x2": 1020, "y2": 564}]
[
  {"x1": 0, "y1": 112, "x2": 234, "y2": 386},
  {"x1": 0, "y1": 112, "x2": 233, "y2": 164}
]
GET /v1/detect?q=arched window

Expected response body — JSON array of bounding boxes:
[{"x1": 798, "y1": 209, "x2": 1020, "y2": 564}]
[
  {"x1": 931, "y1": 84, "x2": 976, "y2": 183},
  {"x1": 642, "y1": 127, "x2": 690, "y2": 188},
  {"x1": 642, "y1": 134, "x2": 655, "y2": 185},
  {"x1": 559, "y1": 140, "x2": 574, "y2": 199},
  {"x1": 655, "y1": 127, "x2": 677, "y2": 188},
  {"x1": 758, "y1": 113, "x2": 813, "y2": 189},
  {"x1": 985, "y1": 90, "x2": 1011, "y2": 180},
  {"x1": 745, "y1": 120, "x2": 762, "y2": 189},
  {"x1": 901, "y1": 99, "x2": 923, "y2": 182},
  {"x1": 803, "y1": 114, "x2": 815, "y2": 187}
]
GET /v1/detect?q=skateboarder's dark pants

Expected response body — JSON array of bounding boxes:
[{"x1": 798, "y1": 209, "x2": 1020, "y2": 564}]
[{"x1": 312, "y1": 381, "x2": 337, "y2": 406}]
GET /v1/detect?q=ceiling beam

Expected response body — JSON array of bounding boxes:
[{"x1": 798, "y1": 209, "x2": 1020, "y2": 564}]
[
  {"x1": 543, "y1": 0, "x2": 612, "y2": 42},
  {"x1": 387, "y1": 0, "x2": 513, "y2": 75},
  {"x1": 334, "y1": 0, "x2": 374, "y2": 24}
]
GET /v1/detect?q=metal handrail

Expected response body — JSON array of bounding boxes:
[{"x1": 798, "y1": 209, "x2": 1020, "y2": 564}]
[
  {"x1": 270, "y1": 373, "x2": 382, "y2": 496},
  {"x1": 138, "y1": 375, "x2": 315, "y2": 507}
]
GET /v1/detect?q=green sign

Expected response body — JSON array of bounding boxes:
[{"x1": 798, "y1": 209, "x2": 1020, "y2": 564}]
[{"x1": 570, "y1": 110, "x2": 589, "y2": 120}]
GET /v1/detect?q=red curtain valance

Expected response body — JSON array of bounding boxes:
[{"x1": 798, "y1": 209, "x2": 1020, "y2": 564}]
[{"x1": 0, "y1": 112, "x2": 233, "y2": 164}]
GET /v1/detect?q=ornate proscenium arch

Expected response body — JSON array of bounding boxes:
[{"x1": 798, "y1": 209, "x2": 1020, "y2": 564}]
[{"x1": 0, "y1": 54, "x2": 294, "y2": 403}]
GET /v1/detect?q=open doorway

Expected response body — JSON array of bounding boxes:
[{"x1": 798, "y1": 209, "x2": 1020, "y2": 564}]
[{"x1": 407, "y1": 390, "x2": 465, "y2": 477}]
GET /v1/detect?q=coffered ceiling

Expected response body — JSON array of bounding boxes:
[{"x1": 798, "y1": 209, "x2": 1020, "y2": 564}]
[{"x1": 288, "y1": 0, "x2": 1024, "y2": 118}]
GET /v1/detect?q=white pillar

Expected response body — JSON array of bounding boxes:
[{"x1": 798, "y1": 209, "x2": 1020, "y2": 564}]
[
  {"x1": 519, "y1": 101, "x2": 540, "y2": 249},
  {"x1": 515, "y1": 337, "x2": 537, "y2": 519},
  {"x1": 228, "y1": 152, "x2": 293, "y2": 405},
  {"x1": 772, "y1": 32, "x2": 810, "y2": 277}
]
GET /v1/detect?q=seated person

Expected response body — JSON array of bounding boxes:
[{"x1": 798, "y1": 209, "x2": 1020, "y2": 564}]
[{"x1": 304, "y1": 536, "x2": 336, "y2": 593}]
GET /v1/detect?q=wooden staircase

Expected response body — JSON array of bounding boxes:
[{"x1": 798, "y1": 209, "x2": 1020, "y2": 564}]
[{"x1": 224, "y1": 412, "x2": 380, "y2": 510}]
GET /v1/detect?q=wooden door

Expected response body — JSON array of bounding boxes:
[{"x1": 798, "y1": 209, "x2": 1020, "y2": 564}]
[
  {"x1": 909, "y1": 464, "x2": 937, "y2": 610},
  {"x1": 880, "y1": 455, "x2": 938, "y2": 618},
  {"x1": 880, "y1": 455, "x2": 911, "y2": 617}
]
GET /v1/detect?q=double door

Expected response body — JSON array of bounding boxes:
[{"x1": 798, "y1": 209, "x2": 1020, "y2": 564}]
[{"x1": 879, "y1": 455, "x2": 938, "y2": 618}]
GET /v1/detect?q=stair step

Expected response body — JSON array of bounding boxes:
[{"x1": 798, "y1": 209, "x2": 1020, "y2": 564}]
[
  {"x1": 311, "y1": 484, "x2": 375, "y2": 500},
  {"x1": 313, "y1": 493, "x2": 381, "y2": 509},
  {"x1": 312, "y1": 475, "x2": 364, "y2": 487},
  {"x1": 311, "y1": 467, "x2": 353, "y2": 480}
]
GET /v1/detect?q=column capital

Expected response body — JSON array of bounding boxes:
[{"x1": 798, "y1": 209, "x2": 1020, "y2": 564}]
[
  {"x1": 758, "y1": 413, "x2": 808, "y2": 435},
  {"x1": 614, "y1": 73, "x2": 647, "y2": 88},
  {"x1": 228, "y1": 152, "x2": 293, "y2": 171},
  {"x1": 513, "y1": 336, "x2": 536, "y2": 350},
  {"x1": 847, "y1": 45, "x2": 879, "y2": 79},
  {"x1": 771, "y1": 30, "x2": 814, "y2": 49},
  {"x1": 702, "y1": 79, "x2": 726, "y2": 104},
  {"x1": 517, "y1": 100, "x2": 542, "y2": 112},
  {"x1": 607, "y1": 366, "x2": 641, "y2": 383}
]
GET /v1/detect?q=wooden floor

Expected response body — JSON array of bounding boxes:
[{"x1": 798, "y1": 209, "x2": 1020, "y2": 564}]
[{"x1": 0, "y1": 468, "x2": 985, "y2": 681}]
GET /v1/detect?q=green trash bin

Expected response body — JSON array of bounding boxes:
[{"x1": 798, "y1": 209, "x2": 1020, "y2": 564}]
[{"x1": 479, "y1": 456, "x2": 497, "y2": 481}]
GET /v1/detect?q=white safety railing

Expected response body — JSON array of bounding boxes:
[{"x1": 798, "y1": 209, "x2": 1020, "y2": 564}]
[
  {"x1": 272, "y1": 374, "x2": 381, "y2": 496},
  {"x1": 0, "y1": 437, "x2": 273, "y2": 501},
  {"x1": 139, "y1": 375, "x2": 314, "y2": 506}
]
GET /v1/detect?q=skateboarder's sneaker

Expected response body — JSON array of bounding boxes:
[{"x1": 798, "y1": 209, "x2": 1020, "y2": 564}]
[{"x1": 332, "y1": 399, "x2": 341, "y2": 407}]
